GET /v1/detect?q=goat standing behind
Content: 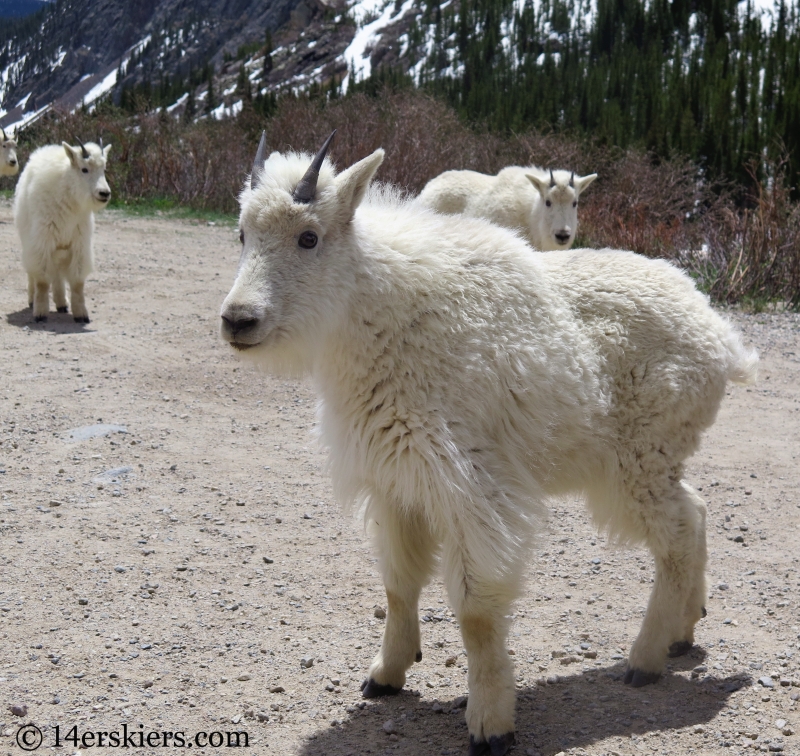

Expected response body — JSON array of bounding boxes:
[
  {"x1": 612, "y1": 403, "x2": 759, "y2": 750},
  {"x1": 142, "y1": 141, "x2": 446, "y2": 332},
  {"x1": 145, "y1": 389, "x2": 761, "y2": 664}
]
[{"x1": 14, "y1": 140, "x2": 111, "y2": 322}]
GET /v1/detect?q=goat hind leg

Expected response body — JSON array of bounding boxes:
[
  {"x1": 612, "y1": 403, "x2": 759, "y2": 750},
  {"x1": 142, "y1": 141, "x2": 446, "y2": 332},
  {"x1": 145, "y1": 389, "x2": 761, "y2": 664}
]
[
  {"x1": 362, "y1": 508, "x2": 436, "y2": 697},
  {"x1": 626, "y1": 481, "x2": 707, "y2": 686}
]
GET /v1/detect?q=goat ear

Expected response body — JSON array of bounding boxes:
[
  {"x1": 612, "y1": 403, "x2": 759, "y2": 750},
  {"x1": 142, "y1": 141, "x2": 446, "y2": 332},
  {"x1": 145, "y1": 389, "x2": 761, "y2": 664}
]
[
  {"x1": 525, "y1": 173, "x2": 548, "y2": 198},
  {"x1": 103, "y1": 144, "x2": 112, "y2": 158},
  {"x1": 575, "y1": 173, "x2": 597, "y2": 195},
  {"x1": 63, "y1": 142, "x2": 80, "y2": 167},
  {"x1": 335, "y1": 149, "x2": 384, "y2": 220}
]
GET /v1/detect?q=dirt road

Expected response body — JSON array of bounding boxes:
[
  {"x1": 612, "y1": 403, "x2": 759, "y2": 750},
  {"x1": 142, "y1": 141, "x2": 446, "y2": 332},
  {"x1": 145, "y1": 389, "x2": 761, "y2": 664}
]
[{"x1": 0, "y1": 198, "x2": 798, "y2": 756}]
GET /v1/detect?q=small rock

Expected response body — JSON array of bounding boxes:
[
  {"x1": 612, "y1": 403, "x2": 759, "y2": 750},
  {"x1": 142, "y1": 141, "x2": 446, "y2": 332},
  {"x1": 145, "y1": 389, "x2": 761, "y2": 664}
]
[
  {"x1": 330, "y1": 678, "x2": 341, "y2": 685},
  {"x1": 452, "y1": 695, "x2": 468, "y2": 709},
  {"x1": 303, "y1": 512, "x2": 313, "y2": 519},
  {"x1": 263, "y1": 557, "x2": 274, "y2": 564},
  {"x1": 694, "y1": 725, "x2": 705, "y2": 734},
  {"x1": 8, "y1": 704, "x2": 28, "y2": 717},
  {"x1": 325, "y1": 683, "x2": 334, "y2": 692},
  {"x1": 77, "y1": 598, "x2": 89, "y2": 606},
  {"x1": 444, "y1": 655, "x2": 457, "y2": 667},
  {"x1": 582, "y1": 650, "x2": 597, "y2": 659},
  {"x1": 48, "y1": 500, "x2": 62, "y2": 507},
  {"x1": 760, "y1": 676, "x2": 776, "y2": 688},
  {"x1": 559, "y1": 655, "x2": 579, "y2": 665},
  {"x1": 237, "y1": 673, "x2": 252, "y2": 681},
  {"x1": 780, "y1": 679, "x2": 792, "y2": 687},
  {"x1": 783, "y1": 726, "x2": 794, "y2": 736},
  {"x1": 257, "y1": 712, "x2": 269, "y2": 722},
  {"x1": 775, "y1": 719, "x2": 786, "y2": 730},
  {"x1": 269, "y1": 686, "x2": 284, "y2": 693},
  {"x1": 432, "y1": 702, "x2": 444, "y2": 713},
  {"x1": 220, "y1": 677, "x2": 228, "y2": 683},
  {"x1": 301, "y1": 656, "x2": 314, "y2": 668},
  {"x1": 142, "y1": 680, "x2": 154, "y2": 689},
  {"x1": 551, "y1": 650, "x2": 566, "y2": 658},
  {"x1": 114, "y1": 565, "x2": 126, "y2": 573},
  {"x1": 383, "y1": 720, "x2": 397, "y2": 734},
  {"x1": 374, "y1": 606, "x2": 386, "y2": 619}
]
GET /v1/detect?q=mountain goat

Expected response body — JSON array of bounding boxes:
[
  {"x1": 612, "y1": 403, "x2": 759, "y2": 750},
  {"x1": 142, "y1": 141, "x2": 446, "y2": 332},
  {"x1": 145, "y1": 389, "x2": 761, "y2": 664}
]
[
  {"x1": 1, "y1": 128, "x2": 19, "y2": 176},
  {"x1": 14, "y1": 138, "x2": 111, "y2": 322},
  {"x1": 417, "y1": 166, "x2": 597, "y2": 250},
  {"x1": 220, "y1": 133, "x2": 757, "y2": 756}
]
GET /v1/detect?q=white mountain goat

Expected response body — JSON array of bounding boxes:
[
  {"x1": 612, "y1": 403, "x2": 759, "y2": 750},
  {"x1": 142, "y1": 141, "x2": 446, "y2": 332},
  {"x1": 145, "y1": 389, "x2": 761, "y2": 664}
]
[
  {"x1": 220, "y1": 133, "x2": 757, "y2": 756},
  {"x1": 417, "y1": 165, "x2": 597, "y2": 250},
  {"x1": 1, "y1": 127, "x2": 19, "y2": 176},
  {"x1": 14, "y1": 138, "x2": 111, "y2": 322}
]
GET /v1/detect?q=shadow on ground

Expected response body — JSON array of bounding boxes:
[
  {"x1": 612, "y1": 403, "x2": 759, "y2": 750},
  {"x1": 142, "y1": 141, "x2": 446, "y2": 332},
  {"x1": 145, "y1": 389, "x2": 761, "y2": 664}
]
[
  {"x1": 5, "y1": 308, "x2": 92, "y2": 333},
  {"x1": 297, "y1": 658, "x2": 749, "y2": 756}
]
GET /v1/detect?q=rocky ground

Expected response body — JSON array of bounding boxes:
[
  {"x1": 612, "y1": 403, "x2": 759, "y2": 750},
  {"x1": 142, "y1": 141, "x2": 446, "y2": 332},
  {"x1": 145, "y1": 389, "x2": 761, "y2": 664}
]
[{"x1": 0, "y1": 199, "x2": 798, "y2": 756}]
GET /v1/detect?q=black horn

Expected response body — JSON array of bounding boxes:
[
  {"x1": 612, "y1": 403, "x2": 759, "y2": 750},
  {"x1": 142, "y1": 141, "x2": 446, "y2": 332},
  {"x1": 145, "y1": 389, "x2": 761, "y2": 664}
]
[
  {"x1": 292, "y1": 129, "x2": 336, "y2": 204},
  {"x1": 569, "y1": 171, "x2": 574, "y2": 187},
  {"x1": 75, "y1": 136, "x2": 89, "y2": 159},
  {"x1": 251, "y1": 131, "x2": 267, "y2": 190},
  {"x1": 549, "y1": 169, "x2": 555, "y2": 188}
]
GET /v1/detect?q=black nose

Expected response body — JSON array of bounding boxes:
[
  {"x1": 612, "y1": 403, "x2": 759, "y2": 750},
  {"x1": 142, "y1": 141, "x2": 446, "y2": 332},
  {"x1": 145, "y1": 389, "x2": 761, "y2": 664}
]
[
  {"x1": 9, "y1": 160, "x2": 16, "y2": 166},
  {"x1": 221, "y1": 314, "x2": 258, "y2": 335},
  {"x1": 555, "y1": 232, "x2": 571, "y2": 243},
  {"x1": 98, "y1": 191, "x2": 110, "y2": 200}
]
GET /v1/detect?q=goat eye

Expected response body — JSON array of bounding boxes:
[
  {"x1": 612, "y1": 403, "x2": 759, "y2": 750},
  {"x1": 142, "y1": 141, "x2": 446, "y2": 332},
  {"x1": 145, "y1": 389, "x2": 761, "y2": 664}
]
[
  {"x1": 239, "y1": 230, "x2": 244, "y2": 244},
  {"x1": 545, "y1": 200, "x2": 552, "y2": 207},
  {"x1": 82, "y1": 168, "x2": 89, "y2": 174},
  {"x1": 298, "y1": 231, "x2": 318, "y2": 250},
  {"x1": 573, "y1": 201, "x2": 578, "y2": 207}
]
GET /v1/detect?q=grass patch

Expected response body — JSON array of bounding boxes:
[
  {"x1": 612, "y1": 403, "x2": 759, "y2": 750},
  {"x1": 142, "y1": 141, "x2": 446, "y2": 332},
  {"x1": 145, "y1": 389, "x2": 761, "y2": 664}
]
[{"x1": 110, "y1": 196, "x2": 236, "y2": 225}]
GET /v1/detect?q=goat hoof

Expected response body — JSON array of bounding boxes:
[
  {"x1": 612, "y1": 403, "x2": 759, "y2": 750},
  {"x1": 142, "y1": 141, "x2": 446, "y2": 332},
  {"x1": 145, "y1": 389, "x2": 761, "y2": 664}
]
[
  {"x1": 468, "y1": 732, "x2": 515, "y2": 756},
  {"x1": 74, "y1": 316, "x2": 90, "y2": 323},
  {"x1": 360, "y1": 678, "x2": 401, "y2": 698},
  {"x1": 415, "y1": 651, "x2": 422, "y2": 662},
  {"x1": 28, "y1": 302, "x2": 33, "y2": 308},
  {"x1": 57, "y1": 306, "x2": 68, "y2": 313},
  {"x1": 623, "y1": 667, "x2": 661, "y2": 687},
  {"x1": 34, "y1": 315, "x2": 47, "y2": 322},
  {"x1": 668, "y1": 640, "x2": 693, "y2": 657},
  {"x1": 701, "y1": 605, "x2": 707, "y2": 618}
]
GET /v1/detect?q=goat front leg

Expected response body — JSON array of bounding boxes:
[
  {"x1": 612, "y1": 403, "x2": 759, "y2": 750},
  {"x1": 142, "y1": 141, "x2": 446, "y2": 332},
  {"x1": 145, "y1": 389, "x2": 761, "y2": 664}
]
[
  {"x1": 69, "y1": 279, "x2": 90, "y2": 323},
  {"x1": 52, "y1": 278, "x2": 68, "y2": 313},
  {"x1": 444, "y1": 541, "x2": 519, "y2": 756},
  {"x1": 361, "y1": 507, "x2": 436, "y2": 697},
  {"x1": 32, "y1": 280, "x2": 50, "y2": 321}
]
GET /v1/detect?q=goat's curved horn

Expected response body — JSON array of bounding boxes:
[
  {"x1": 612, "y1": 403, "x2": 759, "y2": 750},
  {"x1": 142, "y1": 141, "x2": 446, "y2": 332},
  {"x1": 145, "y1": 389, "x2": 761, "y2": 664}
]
[
  {"x1": 292, "y1": 129, "x2": 336, "y2": 204},
  {"x1": 251, "y1": 131, "x2": 267, "y2": 190},
  {"x1": 569, "y1": 171, "x2": 574, "y2": 187},
  {"x1": 549, "y1": 169, "x2": 555, "y2": 188},
  {"x1": 1, "y1": 127, "x2": 6, "y2": 141},
  {"x1": 99, "y1": 136, "x2": 104, "y2": 149},
  {"x1": 75, "y1": 136, "x2": 89, "y2": 159}
]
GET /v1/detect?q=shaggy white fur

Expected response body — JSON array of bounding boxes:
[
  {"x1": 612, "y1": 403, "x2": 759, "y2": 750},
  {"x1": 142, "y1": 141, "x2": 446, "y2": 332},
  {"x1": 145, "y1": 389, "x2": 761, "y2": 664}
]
[
  {"x1": 220, "y1": 146, "x2": 757, "y2": 755},
  {"x1": 417, "y1": 165, "x2": 597, "y2": 251},
  {"x1": 1, "y1": 128, "x2": 18, "y2": 177},
  {"x1": 14, "y1": 141, "x2": 111, "y2": 322}
]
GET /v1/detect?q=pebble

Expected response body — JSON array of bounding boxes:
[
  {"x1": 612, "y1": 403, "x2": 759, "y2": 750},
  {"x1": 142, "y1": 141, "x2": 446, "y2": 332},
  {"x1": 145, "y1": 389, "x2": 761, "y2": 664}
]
[
  {"x1": 269, "y1": 686, "x2": 284, "y2": 693},
  {"x1": 114, "y1": 566, "x2": 126, "y2": 573},
  {"x1": 775, "y1": 719, "x2": 786, "y2": 729},
  {"x1": 431, "y1": 702, "x2": 444, "y2": 713},
  {"x1": 8, "y1": 704, "x2": 27, "y2": 717},
  {"x1": 444, "y1": 655, "x2": 457, "y2": 667},
  {"x1": 237, "y1": 673, "x2": 251, "y2": 681},
  {"x1": 759, "y1": 676, "x2": 776, "y2": 688},
  {"x1": 142, "y1": 680, "x2": 153, "y2": 689},
  {"x1": 779, "y1": 679, "x2": 792, "y2": 687},
  {"x1": 257, "y1": 712, "x2": 269, "y2": 722},
  {"x1": 374, "y1": 606, "x2": 386, "y2": 619},
  {"x1": 78, "y1": 598, "x2": 88, "y2": 605},
  {"x1": 300, "y1": 656, "x2": 314, "y2": 668},
  {"x1": 263, "y1": 557, "x2": 274, "y2": 564},
  {"x1": 382, "y1": 720, "x2": 397, "y2": 734},
  {"x1": 48, "y1": 500, "x2": 62, "y2": 507},
  {"x1": 303, "y1": 512, "x2": 313, "y2": 519}
]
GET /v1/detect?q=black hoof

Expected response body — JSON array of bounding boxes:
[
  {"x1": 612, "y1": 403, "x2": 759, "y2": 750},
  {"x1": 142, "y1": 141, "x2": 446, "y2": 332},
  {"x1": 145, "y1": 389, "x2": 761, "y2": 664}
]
[
  {"x1": 74, "y1": 316, "x2": 90, "y2": 323},
  {"x1": 415, "y1": 651, "x2": 422, "y2": 662},
  {"x1": 56, "y1": 306, "x2": 68, "y2": 313},
  {"x1": 468, "y1": 732, "x2": 515, "y2": 756},
  {"x1": 623, "y1": 667, "x2": 661, "y2": 687},
  {"x1": 668, "y1": 640, "x2": 693, "y2": 657},
  {"x1": 360, "y1": 678, "x2": 401, "y2": 698},
  {"x1": 34, "y1": 315, "x2": 47, "y2": 322},
  {"x1": 28, "y1": 302, "x2": 32, "y2": 308},
  {"x1": 701, "y1": 605, "x2": 707, "y2": 618}
]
